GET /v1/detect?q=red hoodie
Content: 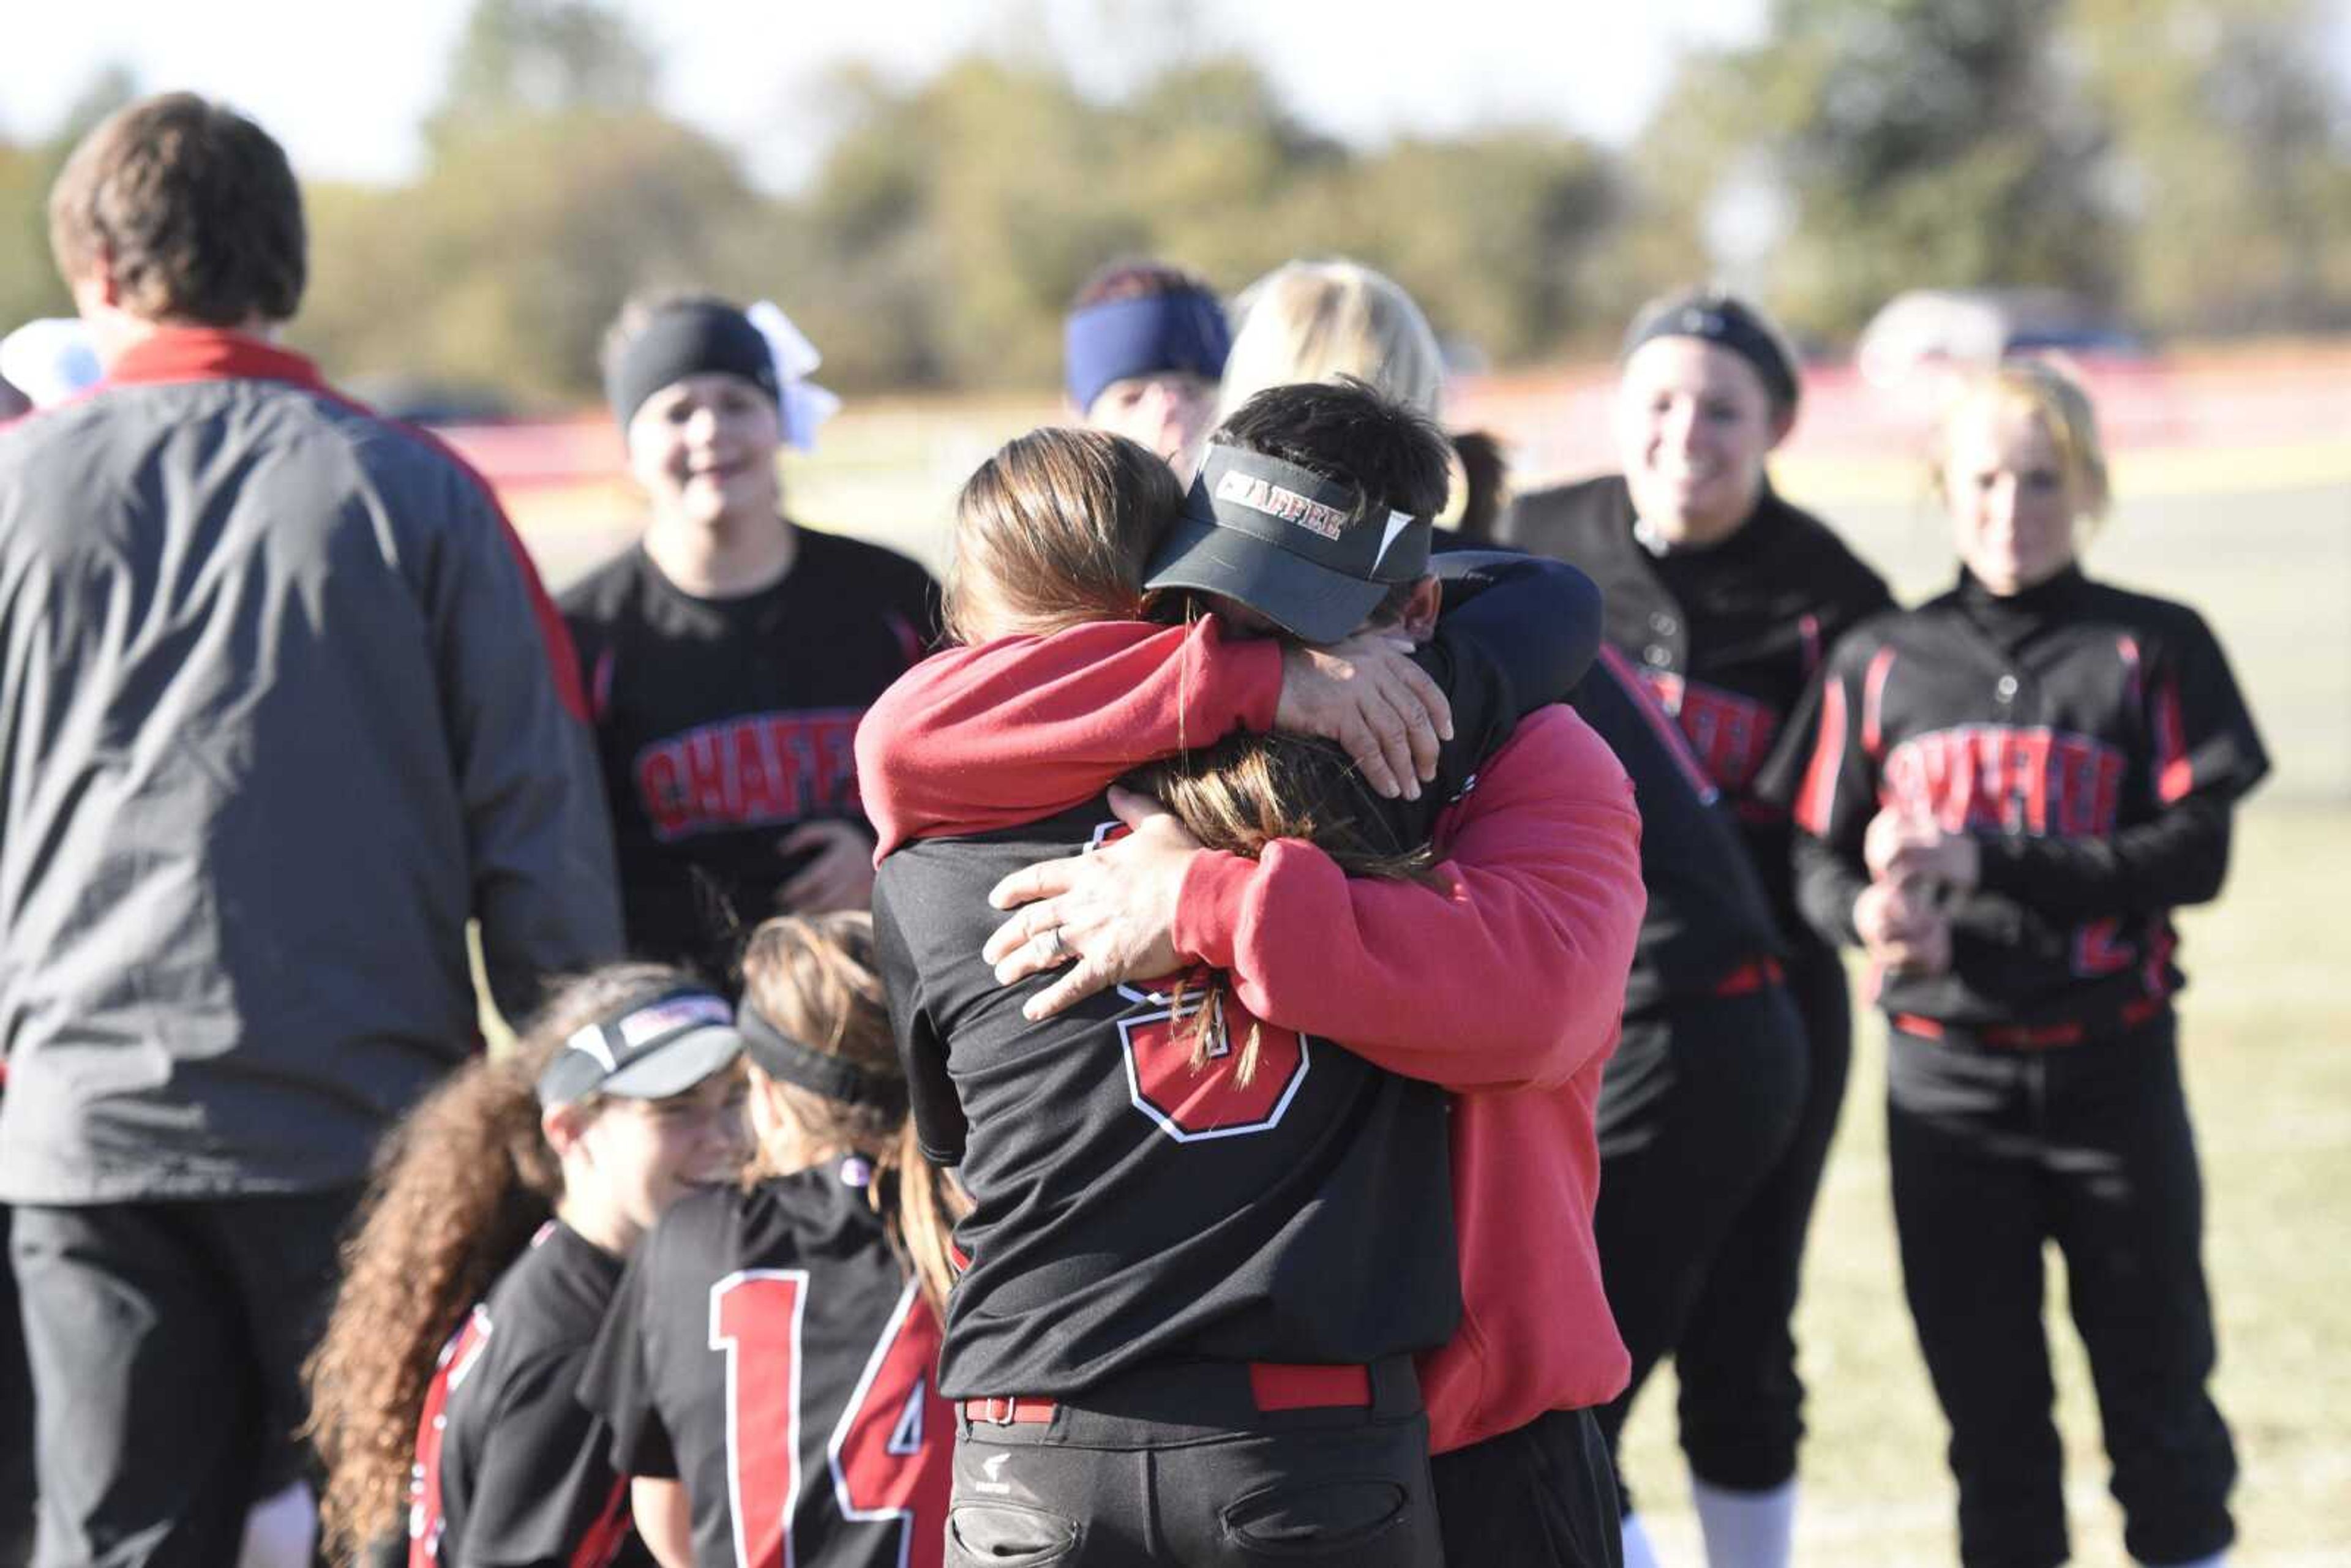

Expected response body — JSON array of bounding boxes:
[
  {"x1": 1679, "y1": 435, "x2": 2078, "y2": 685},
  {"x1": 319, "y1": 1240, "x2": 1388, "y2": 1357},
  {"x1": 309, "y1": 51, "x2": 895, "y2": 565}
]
[{"x1": 855, "y1": 618, "x2": 1643, "y2": 1452}]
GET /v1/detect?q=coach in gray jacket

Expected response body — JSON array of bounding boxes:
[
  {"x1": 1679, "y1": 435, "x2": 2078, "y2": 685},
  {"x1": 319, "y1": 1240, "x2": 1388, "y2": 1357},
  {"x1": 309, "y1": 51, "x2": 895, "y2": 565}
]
[{"x1": 0, "y1": 94, "x2": 621, "y2": 1567}]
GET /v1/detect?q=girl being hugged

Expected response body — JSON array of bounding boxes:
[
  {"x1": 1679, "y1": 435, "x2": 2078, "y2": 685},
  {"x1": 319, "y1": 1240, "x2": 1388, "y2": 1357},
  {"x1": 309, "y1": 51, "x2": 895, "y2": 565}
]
[
  {"x1": 577, "y1": 913, "x2": 964, "y2": 1568},
  {"x1": 562, "y1": 294, "x2": 939, "y2": 981},
  {"x1": 308, "y1": 967, "x2": 751, "y2": 1568},
  {"x1": 1772, "y1": 361, "x2": 2264, "y2": 1568}
]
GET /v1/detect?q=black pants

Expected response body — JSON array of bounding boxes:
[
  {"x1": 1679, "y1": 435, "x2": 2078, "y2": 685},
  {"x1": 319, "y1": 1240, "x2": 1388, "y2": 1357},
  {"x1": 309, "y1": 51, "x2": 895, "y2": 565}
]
[
  {"x1": 10, "y1": 1188, "x2": 360, "y2": 1568},
  {"x1": 943, "y1": 1358, "x2": 1443, "y2": 1567},
  {"x1": 1592, "y1": 984, "x2": 1809, "y2": 1514},
  {"x1": 1669, "y1": 934, "x2": 1851, "y2": 1491},
  {"x1": 1430, "y1": 1408, "x2": 1621, "y2": 1568},
  {"x1": 1889, "y1": 1014, "x2": 2235, "y2": 1568},
  {"x1": 0, "y1": 1208, "x2": 33, "y2": 1568}
]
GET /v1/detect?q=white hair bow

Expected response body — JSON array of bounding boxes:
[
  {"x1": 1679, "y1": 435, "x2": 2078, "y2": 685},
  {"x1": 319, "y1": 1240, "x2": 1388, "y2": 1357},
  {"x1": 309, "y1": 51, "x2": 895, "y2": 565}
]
[
  {"x1": 746, "y1": 300, "x2": 841, "y2": 452},
  {"x1": 0, "y1": 318, "x2": 102, "y2": 408}
]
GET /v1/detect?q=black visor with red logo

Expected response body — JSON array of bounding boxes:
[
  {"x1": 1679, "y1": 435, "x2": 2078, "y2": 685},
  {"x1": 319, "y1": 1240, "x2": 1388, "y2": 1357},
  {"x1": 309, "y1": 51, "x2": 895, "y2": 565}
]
[{"x1": 1143, "y1": 444, "x2": 1432, "y2": 645}]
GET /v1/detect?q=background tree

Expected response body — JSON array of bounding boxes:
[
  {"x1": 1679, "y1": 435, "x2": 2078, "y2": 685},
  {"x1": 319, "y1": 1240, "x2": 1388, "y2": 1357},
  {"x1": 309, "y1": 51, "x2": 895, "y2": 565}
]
[
  {"x1": 2073, "y1": 0, "x2": 2351, "y2": 334},
  {"x1": 1625, "y1": 0, "x2": 2121, "y2": 339}
]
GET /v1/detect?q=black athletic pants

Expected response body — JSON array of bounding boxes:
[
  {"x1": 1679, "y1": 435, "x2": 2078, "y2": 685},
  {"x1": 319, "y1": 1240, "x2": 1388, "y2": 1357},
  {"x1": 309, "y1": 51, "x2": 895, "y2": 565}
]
[
  {"x1": 1429, "y1": 1408, "x2": 1621, "y2": 1568},
  {"x1": 1592, "y1": 983, "x2": 1809, "y2": 1514},
  {"x1": 1670, "y1": 934, "x2": 1851, "y2": 1491},
  {"x1": 943, "y1": 1357, "x2": 1444, "y2": 1566},
  {"x1": 0, "y1": 1207, "x2": 32, "y2": 1568},
  {"x1": 1889, "y1": 1012, "x2": 2236, "y2": 1568},
  {"x1": 9, "y1": 1188, "x2": 360, "y2": 1568}
]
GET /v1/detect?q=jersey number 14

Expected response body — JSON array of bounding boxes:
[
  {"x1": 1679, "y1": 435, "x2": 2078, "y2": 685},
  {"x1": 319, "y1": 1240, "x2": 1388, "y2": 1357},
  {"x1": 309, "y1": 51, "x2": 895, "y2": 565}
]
[{"x1": 711, "y1": 1270, "x2": 951, "y2": 1568}]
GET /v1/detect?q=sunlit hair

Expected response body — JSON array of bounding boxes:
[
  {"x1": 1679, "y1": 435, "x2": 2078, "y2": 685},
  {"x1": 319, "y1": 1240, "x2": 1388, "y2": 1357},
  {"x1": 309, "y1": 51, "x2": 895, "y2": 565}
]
[
  {"x1": 943, "y1": 427, "x2": 1179, "y2": 645},
  {"x1": 1219, "y1": 260, "x2": 1445, "y2": 422},
  {"x1": 737, "y1": 913, "x2": 965, "y2": 1319},
  {"x1": 1932, "y1": 359, "x2": 2112, "y2": 526},
  {"x1": 1128, "y1": 734, "x2": 1436, "y2": 1084},
  {"x1": 306, "y1": 962, "x2": 696, "y2": 1565},
  {"x1": 49, "y1": 92, "x2": 306, "y2": 325}
]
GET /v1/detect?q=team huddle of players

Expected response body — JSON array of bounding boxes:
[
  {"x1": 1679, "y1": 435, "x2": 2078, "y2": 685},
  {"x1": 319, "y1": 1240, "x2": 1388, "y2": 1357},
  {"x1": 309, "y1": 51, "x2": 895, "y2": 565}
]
[{"x1": 0, "y1": 94, "x2": 2270, "y2": 1568}]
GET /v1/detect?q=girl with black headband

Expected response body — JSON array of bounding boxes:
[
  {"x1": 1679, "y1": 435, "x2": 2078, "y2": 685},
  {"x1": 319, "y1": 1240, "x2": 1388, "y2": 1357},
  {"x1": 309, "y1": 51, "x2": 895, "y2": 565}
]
[
  {"x1": 307, "y1": 964, "x2": 749, "y2": 1568},
  {"x1": 1500, "y1": 285, "x2": 1894, "y2": 1568},
  {"x1": 580, "y1": 912, "x2": 964, "y2": 1568},
  {"x1": 560, "y1": 293, "x2": 940, "y2": 982}
]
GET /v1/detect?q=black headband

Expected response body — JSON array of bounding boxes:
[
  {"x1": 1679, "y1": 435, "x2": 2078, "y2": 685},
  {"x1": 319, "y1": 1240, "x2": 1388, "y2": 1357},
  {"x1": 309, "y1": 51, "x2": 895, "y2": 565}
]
[
  {"x1": 606, "y1": 302, "x2": 781, "y2": 431},
  {"x1": 1621, "y1": 294, "x2": 1799, "y2": 414},
  {"x1": 738, "y1": 1000, "x2": 906, "y2": 1114}
]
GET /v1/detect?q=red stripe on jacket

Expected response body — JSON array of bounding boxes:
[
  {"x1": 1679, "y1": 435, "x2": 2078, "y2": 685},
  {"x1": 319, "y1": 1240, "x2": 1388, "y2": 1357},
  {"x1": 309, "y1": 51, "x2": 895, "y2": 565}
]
[{"x1": 1793, "y1": 677, "x2": 1849, "y2": 837}]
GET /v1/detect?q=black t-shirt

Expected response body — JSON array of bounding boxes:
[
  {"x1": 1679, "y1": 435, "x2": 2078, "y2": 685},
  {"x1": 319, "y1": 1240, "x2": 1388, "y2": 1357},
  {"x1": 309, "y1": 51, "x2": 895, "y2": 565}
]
[
  {"x1": 1502, "y1": 476, "x2": 1892, "y2": 931},
  {"x1": 561, "y1": 527, "x2": 939, "y2": 977},
  {"x1": 408, "y1": 1221, "x2": 651, "y2": 1568},
  {"x1": 874, "y1": 793, "x2": 1460, "y2": 1401},
  {"x1": 1767, "y1": 568, "x2": 2269, "y2": 1039},
  {"x1": 579, "y1": 1159, "x2": 951, "y2": 1568}
]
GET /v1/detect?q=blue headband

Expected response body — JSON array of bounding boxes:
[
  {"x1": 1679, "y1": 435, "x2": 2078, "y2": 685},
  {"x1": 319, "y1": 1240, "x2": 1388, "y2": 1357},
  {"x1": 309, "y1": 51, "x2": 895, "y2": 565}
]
[{"x1": 1064, "y1": 288, "x2": 1232, "y2": 412}]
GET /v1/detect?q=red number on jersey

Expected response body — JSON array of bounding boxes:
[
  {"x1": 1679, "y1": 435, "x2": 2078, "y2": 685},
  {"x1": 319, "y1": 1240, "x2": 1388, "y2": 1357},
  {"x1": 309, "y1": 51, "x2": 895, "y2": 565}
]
[
  {"x1": 711, "y1": 1272, "x2": 951, "y2": 1568},
  {"x1": 2071, "y1": 917, "x2": 2135, "y2": 978},
  {"x1": 711, "y1": 1271, "x2": 809, "y2": 1568},
  {"x1": 408, "y1": 1307, "x2": 494, "y2": 1567},
  {"x1": 827, "y1": 1282, "x2": 953, "y2": 1568},
  {"x1": 1086, "y1": 820, "x2": 1314, "y2": 1142},
  {"x1": 1116, "y1": 973, "x2": 1312, "y2": 1142}
]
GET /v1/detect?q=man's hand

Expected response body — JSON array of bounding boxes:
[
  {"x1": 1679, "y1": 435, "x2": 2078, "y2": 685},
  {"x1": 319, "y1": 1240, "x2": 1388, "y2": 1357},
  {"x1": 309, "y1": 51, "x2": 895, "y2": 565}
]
[
  {"x1": 982, "y1": 789, "x2": 1202, "y2": 1021},
  {"x1": 1854, "y1": 877, "x2": 1953, "y2": 975},
  {"x1": 1864, "y1": 808, "x2": 1981, "y2": 890},
  {"x1": 778, "y1": 819, "x2": 877, "y2": 915},
  {"x1": 1274, "y1": 632, "x2": 1452, "y2": 802}
]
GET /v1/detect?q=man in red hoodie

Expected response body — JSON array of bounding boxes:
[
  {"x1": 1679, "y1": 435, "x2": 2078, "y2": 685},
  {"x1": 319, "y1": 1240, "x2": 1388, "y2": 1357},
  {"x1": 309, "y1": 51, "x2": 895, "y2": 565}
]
[{"x1": 861, "y1": 387, "x2": 1644, "y2": 1566}]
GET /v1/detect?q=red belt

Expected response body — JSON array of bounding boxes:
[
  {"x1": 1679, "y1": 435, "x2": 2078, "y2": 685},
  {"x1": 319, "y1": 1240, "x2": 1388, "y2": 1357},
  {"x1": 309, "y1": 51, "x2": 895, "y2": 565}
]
[
  {"x1": 1895, "y1": 996, "x2": 2164, "y2": 1051},
  {"x1": 961, "y1": 1362, "x2": 1374, "y2": 1426},
  {"x1": 1712, "y1": 957, "x2": 1785, "y2": 997}
]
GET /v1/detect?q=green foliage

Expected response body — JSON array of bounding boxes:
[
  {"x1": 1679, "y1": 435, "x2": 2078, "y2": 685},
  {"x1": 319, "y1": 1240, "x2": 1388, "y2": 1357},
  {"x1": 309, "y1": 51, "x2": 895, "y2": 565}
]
[
  {"x1": 424, "y1": 0, "x2": 658, "y2": 152},
  {"x1": 1632, "y1": 0, "x2": 2121, "y2": 337},
  {"x1": 2072, "y1": 0, "x2": 2351, "y2": 333},
  {"x1": 5, "y1": 0, "x2": 2348, "y2": 404}
]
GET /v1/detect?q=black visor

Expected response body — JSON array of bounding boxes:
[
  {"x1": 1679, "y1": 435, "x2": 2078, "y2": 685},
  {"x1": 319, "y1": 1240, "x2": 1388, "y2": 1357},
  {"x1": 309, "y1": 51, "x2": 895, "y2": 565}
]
[{"x1": 1142, "y1": 444, "x2": 1431, "y2": 645}]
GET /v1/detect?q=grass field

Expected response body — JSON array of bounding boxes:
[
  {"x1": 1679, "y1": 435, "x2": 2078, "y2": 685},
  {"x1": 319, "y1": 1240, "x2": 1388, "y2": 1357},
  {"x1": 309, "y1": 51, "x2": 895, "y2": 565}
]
[{"x1": 1615, "y1": 803, "x2": 2351, "y2": 1566}]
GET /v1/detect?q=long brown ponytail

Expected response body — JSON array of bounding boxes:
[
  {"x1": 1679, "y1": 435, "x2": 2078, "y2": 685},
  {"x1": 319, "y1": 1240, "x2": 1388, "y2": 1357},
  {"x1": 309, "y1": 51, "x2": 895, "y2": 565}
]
[
  {"x1": 737, "y1": 913, "x2": 966, "y2": 1320},
  {"x1": 305, "y1": 962, "x2": 695, "y2": 1564}
]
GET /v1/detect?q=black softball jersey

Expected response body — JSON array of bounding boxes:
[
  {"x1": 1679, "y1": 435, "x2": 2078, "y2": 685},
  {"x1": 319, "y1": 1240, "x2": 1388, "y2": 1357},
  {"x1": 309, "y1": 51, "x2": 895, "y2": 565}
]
[
  {"x1": 1769, "y1": 568, "x2": 2269, "y2": 1044},
  {"x1": 407, "y1": 1222, "x2": 649, "y2": 1568},
  {"x1": 1502, "y1": 476, "x2": 1892, "y2": 923},
  {"x1": 579, "y1": 1158, "x2": 952, "y2": 1568},
  {"x1": 560, "y1": 528, "x2": 938, "y2": 975}
]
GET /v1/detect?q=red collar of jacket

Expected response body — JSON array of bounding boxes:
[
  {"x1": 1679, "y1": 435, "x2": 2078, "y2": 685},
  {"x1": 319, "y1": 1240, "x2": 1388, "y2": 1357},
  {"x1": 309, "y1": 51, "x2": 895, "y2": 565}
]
[{"x1": 104, "y1": 328, "x2": 325, "y2": 393}]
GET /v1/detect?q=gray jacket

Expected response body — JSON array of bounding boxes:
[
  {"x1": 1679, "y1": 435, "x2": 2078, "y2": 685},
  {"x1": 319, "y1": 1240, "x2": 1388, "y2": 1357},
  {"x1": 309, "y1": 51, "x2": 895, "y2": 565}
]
[{"x1": 0, "y1": 330, "x2": 622, "y2": 1201}]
